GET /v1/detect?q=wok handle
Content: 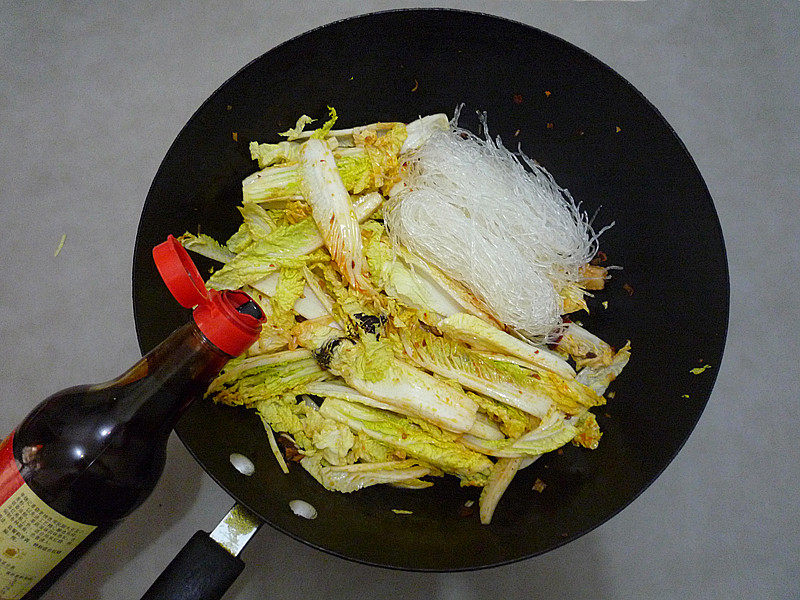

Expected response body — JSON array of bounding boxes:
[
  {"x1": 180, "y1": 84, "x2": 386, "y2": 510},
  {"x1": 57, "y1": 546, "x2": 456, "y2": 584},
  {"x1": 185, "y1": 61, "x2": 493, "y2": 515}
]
[{"x1": 139, "y1": 530, "x2": 245, "y2": 600}]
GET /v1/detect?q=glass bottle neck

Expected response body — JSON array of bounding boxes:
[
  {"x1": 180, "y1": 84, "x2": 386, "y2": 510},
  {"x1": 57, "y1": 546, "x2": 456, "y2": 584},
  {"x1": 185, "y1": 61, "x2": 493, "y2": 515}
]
[{"x1": 106, "y1": 320, "x2": 232, "y2": 431}]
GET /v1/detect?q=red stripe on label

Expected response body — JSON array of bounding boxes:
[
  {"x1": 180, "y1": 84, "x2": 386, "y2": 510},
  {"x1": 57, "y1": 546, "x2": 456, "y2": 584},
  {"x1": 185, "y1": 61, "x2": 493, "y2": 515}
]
[{"x1": 0, "y1": 432, "x2": 24, "y2": 505}]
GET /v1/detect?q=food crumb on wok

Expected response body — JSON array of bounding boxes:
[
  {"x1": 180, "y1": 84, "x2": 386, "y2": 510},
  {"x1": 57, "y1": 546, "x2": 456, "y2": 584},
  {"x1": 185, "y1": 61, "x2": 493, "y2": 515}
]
[
  {"x1": 623, "y1": 283, "x2": 634, "y2": 296},
  {"x1": 544, "y1": 90, "x2": 551, "y2": 97},
  {"x1": 232, "y1": 132, "x2": 238, "y2": 142},
  {"x1": 392, "y1": 509, "x2": 413, "y2": 514},
  {"x1": 512, "y1": 93, "x2": 523, "y2": 104},
  {"x1": 690, "y1": 364, "x2": 711, "y2": 375},
  {"x1": 277, "y1": 435, "x2": 304, "y2": 462},
  {"x1": 615, "y1": 126, "x2": 622, "y2": 133},
  {"x1": 532, "y1": 478, "x2": 546, "y2": 493},
  {"x1": 411, "y1": 79, "x2": 419, "y2": 92}
]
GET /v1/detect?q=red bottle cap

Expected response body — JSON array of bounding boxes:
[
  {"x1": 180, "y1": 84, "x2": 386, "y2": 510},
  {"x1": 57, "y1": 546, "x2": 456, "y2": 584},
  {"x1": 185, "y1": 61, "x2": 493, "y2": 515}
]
[
  {"x1": 152, "y1": 235, "x2": 210, "y2": 309},
  {"x1": 152, "y1": 235, "x2": 264, "y2": 356}
]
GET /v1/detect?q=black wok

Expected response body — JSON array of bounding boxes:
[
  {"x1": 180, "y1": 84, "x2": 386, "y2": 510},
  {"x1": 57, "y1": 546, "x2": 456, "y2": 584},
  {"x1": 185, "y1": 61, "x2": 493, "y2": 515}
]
[{"x1": 132, "y1": 6, "x2": 728, "y2": 589}]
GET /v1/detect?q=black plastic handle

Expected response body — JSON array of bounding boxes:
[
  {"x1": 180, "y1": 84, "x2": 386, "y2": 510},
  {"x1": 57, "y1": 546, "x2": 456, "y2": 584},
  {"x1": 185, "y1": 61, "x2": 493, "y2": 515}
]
[{"x1": 140, "y1": 530, "x2": 245, "y2": 600}]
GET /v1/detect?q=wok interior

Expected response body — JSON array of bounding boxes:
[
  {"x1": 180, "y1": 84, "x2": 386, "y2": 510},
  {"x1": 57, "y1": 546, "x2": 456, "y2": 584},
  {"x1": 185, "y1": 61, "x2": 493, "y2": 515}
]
[{"x1": 132, "y1": 10, "x2": 728, "y2": 570}]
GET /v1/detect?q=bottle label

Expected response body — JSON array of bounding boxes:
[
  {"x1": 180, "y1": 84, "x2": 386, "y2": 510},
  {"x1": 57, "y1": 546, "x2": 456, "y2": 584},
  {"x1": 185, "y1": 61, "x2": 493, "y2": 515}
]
[{"x1": 0, "y1": 433, "x2": 96, "y2": 599}]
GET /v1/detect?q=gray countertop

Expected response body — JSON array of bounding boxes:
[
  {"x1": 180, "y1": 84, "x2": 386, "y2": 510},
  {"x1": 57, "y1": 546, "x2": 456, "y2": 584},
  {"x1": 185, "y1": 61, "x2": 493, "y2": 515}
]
[{"x1": 1, "y1": 2, "x2": 797, "y2": 598}]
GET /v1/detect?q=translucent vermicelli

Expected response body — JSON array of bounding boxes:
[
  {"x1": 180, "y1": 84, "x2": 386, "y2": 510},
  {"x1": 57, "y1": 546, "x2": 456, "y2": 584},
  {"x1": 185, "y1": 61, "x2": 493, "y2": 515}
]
[{"x1": 385, "y1": 114, "x2": 605, "y2": 338}]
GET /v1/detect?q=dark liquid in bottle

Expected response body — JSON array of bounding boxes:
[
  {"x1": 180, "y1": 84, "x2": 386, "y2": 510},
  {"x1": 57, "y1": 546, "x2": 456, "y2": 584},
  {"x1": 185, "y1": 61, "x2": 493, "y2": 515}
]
[{"x1": 12, "y1": 322, "x2": 229, "y2": 599}]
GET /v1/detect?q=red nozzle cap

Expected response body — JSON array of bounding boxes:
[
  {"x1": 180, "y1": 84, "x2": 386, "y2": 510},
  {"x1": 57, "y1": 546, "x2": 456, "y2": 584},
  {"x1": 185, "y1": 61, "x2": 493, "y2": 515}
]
[
  {"x1": 153, "y1": 235, "x2": 209, "y2": 308},
  {"x1": 153, "y1": 236, "x2": 265, "y2": 356},
  {"x1": 194, "y1": 290, "x2": 264, "y2": 356}
]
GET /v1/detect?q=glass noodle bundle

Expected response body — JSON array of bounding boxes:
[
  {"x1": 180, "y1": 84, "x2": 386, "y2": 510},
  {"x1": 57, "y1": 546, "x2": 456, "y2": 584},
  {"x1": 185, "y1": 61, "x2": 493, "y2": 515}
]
[{"x1": 385, "y1": 110, "x2": 611, "y2": 340}]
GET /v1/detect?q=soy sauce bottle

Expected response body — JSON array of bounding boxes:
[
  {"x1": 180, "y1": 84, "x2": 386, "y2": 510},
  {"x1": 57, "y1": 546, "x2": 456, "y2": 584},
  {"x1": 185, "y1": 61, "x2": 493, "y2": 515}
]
[{"x1": 0, "y1": 236, "x2": 264, "y2": 599}]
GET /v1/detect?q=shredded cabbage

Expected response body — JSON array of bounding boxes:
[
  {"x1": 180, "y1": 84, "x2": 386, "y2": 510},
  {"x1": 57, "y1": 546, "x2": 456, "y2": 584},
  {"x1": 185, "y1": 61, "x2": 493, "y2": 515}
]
[{"x1": 183, "y1": 108, "x2": 628, "y2": 525}]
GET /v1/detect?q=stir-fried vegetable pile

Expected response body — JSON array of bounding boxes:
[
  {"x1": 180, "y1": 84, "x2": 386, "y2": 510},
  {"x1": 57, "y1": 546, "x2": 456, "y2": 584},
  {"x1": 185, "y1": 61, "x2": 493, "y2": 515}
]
[{"x1": 179, "y1": 108, "x2": 630, "y2": 524}]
